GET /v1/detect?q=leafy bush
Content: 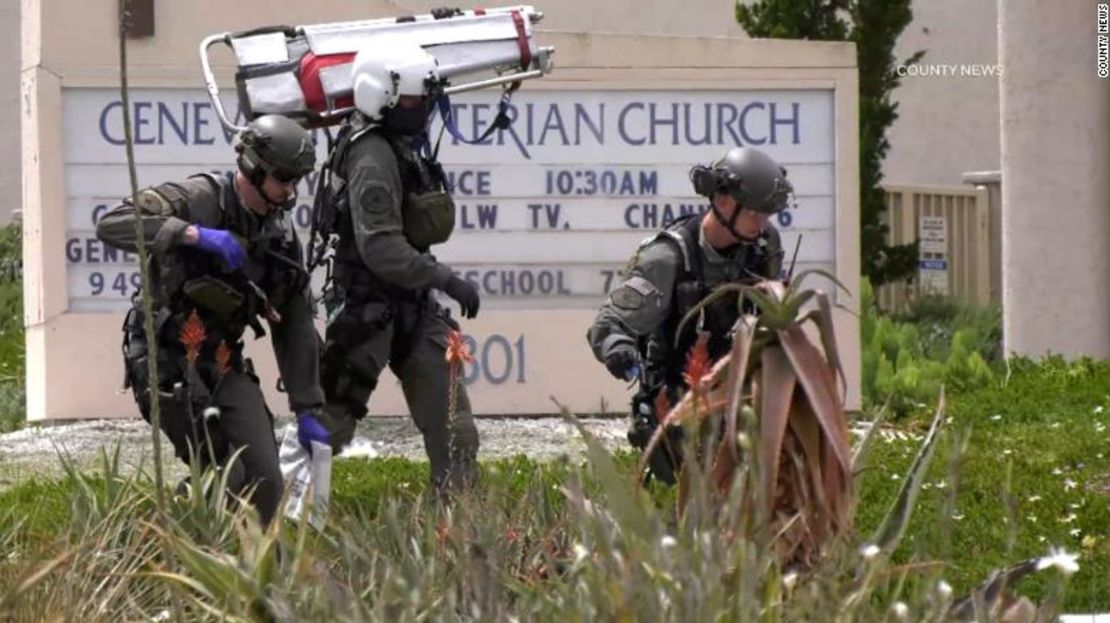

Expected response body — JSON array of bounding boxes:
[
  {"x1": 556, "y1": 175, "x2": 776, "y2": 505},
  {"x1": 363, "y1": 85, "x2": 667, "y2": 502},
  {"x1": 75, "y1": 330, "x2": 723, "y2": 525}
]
[
  {"x1": 892, "y1": 294, "x2": 1003, "y2": 363},
  {"x1": 860, "y1": 279, "x2": 1001, "y2": 416},
  {"x1": 0, "y1": 223, "x2": 23, "y2": 432}
]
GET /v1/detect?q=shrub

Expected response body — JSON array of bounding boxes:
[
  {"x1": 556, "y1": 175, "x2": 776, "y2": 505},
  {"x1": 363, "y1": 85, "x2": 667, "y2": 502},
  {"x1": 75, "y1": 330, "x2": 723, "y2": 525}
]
[
  {"x1": 860, "y1": 279, "x2": 1001, "y2": 416},
  {"x1": 0, "y1": 223, "x2": 23, "y2": 432}
]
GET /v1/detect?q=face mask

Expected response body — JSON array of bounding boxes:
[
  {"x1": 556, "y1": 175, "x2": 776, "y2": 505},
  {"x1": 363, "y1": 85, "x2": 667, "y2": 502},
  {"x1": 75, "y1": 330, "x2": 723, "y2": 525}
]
[{"x1": 382, "y1": 104, "x2": 430, "y2": 135}]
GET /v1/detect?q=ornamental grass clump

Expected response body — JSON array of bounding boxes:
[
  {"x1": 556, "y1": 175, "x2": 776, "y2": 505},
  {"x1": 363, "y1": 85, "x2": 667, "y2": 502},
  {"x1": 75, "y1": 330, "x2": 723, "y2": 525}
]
[{"x1": 0, "y1": 423, "x2": 1081, "y2": 621}]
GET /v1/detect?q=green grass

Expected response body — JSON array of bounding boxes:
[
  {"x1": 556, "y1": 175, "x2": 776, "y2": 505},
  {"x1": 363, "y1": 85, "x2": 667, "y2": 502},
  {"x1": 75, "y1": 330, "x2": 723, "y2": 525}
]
[
  {"x1": 3, "y1": 356, "x2": 1108, "y2": 612},
  {"x1": 856, "y1": 356, "x2": 1110, "y2": 611}
]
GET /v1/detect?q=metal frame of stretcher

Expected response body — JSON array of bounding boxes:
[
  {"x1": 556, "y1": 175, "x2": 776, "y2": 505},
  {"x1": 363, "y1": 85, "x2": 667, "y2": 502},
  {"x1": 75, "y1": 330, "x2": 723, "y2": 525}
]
[{"x1": 199, "y1": 5, "x2": 555, "y2": 132}]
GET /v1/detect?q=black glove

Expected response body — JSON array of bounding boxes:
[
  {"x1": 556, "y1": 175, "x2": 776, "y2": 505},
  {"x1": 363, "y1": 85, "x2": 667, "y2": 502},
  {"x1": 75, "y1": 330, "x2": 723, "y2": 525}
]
[
  {"x1": 444, "y1": 275, "x2": 481, "y2": 319},
  {"x1": 604, "y1": 344, "x2": 640, "y2": 381}
]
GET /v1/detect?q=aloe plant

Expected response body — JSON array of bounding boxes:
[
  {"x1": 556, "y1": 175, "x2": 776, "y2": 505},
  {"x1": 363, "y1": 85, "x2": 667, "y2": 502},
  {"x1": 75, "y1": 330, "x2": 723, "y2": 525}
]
[{"x1": 639, "y1": 274, "x2": 853, "y2": 567}]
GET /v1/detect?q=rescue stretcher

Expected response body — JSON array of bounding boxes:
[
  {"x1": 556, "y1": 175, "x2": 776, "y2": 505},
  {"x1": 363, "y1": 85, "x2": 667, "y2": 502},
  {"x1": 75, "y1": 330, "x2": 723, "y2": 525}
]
[{"x1": 199, "y1": 6, "x2": 555, "y2": 132}]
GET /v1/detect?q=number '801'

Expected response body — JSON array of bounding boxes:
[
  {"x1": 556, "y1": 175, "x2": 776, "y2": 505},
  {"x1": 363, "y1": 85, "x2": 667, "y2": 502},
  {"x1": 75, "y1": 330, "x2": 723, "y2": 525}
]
[{"x1": 459, "y1": 334, "x2": 527, "y2": 386}]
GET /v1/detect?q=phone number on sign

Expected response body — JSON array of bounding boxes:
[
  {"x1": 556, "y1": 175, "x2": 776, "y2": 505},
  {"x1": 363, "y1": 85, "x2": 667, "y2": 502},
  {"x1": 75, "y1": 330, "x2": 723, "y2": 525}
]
[{"x1": 85, "y1": 270, "x2": 141, "y2": 297}]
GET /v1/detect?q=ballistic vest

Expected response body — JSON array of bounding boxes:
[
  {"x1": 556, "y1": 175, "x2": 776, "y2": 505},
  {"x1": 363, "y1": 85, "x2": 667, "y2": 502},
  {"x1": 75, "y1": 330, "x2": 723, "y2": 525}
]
[{"x1": 641, "y1": 214, "x2": 782, "y2": 392}]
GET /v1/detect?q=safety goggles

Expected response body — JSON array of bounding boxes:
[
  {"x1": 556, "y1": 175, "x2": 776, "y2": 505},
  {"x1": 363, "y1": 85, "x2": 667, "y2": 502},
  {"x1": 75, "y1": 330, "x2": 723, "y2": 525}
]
[
  {"x1": 732, "y1": 178, "x2": 793, "y2": 214},
  {"x1": 270, "y1": 169, "x2": 303, "y2": 184}
]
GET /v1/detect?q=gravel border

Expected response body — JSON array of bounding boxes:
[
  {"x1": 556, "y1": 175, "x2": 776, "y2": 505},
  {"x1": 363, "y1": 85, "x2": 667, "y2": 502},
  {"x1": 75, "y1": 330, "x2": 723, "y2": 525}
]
[{"x1": 0, "y1": 416, "x2": 631, "y2": 491}]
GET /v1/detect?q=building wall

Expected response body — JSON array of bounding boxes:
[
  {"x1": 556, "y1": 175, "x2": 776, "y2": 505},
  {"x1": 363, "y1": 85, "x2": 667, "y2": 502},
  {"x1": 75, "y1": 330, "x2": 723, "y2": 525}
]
[
  {"x1": 999, "y1": 0, "x2": 1110, "y2": 359},
  {"x1": 0, "y1": 0, "x2": 20, "y2": 223},
  {"x1": 885, "y1": 0, "x2": 1001, "y2": 186},
  {"x1": 400, "y1": 0, "x2": 750, "y2": 37}
]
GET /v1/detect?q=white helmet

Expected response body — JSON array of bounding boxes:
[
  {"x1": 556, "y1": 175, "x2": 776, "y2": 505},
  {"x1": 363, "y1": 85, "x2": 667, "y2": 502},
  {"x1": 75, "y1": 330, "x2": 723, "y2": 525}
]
[{"x1": 351, "y1": 43, "x2": 439, "y2": 120}]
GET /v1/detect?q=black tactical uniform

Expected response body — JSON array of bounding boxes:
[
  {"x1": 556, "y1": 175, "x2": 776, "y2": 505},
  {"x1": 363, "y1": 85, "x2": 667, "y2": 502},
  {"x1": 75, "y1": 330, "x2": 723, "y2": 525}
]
[
  {"x1": 587, "y1": 147, "x2": 792, "y2": 483},
  {"x1": 314, "y1": 112, "x2": 480, "y2": 492},
  {"x1": 96, "y1": 116, "x2": 322, "y2": 524}
]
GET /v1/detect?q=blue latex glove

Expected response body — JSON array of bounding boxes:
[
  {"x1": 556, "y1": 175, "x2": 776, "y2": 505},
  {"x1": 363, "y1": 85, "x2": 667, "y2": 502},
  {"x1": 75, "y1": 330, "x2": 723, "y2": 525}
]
[
  {"x1": 603, "y1": 344, "x2": 640, "y2": 382},
  {"x1": 623, "y1": 363, "x2": 641, "y2": 383},
  {"x1": 296, "y1": 410, "x2": 330, "y2": 455},
  {"x1": 194, "y1": 226, "x2": 246, "y2": 272}
]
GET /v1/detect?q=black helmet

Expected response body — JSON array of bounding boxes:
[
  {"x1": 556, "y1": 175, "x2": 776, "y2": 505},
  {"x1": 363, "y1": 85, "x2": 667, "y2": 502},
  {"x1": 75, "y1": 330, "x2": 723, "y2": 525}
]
[
  {"x1": 234, "y1": 115, "x2": 316, "y2": 185},
  {"x1": 690, "y1": 147, "x2": 793, "y2": 214}
]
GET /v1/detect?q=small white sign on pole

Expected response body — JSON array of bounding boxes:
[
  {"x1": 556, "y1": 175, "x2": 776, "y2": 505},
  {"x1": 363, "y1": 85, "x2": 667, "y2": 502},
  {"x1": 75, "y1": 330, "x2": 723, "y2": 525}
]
[{"x1": 918, "y1": 215, "x2": 948, "y2": 296}]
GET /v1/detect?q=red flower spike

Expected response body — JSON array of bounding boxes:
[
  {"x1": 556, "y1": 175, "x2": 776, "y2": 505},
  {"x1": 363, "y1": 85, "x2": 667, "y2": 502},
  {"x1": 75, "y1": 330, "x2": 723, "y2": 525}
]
[
  {"x1": 654, "y1": 389, "x2": 672, "y2": 421},
  {"x1": 683, "y1": 332, "x2": 712, "y2": 390},
  {"x1": 215, "y1": 340, "x2": 232, "y2": 377},
  {"x1": 444, "y1": 329, "x2": 475, "y2": 369},
  {"x1": 180, "y1": 310, "x2": 207, "y2": 366}
]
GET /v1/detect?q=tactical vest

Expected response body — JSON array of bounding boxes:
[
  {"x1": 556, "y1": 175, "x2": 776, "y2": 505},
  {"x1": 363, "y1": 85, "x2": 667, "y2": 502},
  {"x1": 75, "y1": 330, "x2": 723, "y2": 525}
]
[
  {"x1": 314, "y1": 114, "x2": 456, "y2": 305},
  {"x1": 641, "y1": 213, "x2": 782, "y2": 392},
  {"x1": 123, "y1": 173, "x2": 309, "y2": 388}
]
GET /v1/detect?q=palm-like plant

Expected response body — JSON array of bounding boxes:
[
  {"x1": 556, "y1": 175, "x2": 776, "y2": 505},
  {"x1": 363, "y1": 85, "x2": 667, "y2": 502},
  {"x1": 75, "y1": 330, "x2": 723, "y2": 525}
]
[{"x1": 640, "y1": 271, "x2": 853, "y2": 567}]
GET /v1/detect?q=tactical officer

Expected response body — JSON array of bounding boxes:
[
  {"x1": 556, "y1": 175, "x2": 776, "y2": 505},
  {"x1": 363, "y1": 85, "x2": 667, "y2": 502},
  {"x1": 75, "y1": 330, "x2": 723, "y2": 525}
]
[
  {"x1": 586, "y1": 146, "x2": 792, "y2": 483},
  {"x1": 310, "y1": 44, "x2": 480, "y2": 491},
  {"x1": 96, "y1": 115, "x2": 329, "y2": 524}
]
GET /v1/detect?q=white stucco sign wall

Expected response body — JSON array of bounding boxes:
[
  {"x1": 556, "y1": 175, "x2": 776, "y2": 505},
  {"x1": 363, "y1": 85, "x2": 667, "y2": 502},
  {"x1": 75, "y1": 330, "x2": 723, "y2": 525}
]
[{"x1": 23, "y1": 19, "x2": 860, "y2": 420}]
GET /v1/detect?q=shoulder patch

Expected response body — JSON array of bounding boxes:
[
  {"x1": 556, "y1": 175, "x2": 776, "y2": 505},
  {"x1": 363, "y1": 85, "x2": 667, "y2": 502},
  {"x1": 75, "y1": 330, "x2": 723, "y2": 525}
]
[
  {"x1": 610, "y1": 286, "x2": 644, "y2": 310},
  {"x1": 357, "y1": 180, "x2": 397, "y2": 213},
  {"x1": 610, "y1": 276, "x2": 659, "y2": 310},
  {"x1": 146, "y1": 177, "x2": 220, "y2": 216},
  {"x1": 624, "y1": 276, "x2": 657, "y2": 296},
  {"x1": 135, "y1": 188, "x2": 175, "y2": 215}
]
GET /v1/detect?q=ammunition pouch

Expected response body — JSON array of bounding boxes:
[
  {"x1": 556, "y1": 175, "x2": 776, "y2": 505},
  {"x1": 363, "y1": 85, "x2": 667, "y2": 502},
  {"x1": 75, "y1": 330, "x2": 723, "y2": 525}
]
[
  {"x1": 121, "y1": 306, "x2": 148, "y2": 393},
  {"x1": 402, "y1": 189, "x2": 456, "y2": 250},
  {"x1": 181, "y1": 276, "x2": 245, "y2": 319},
  {"x1": 121, "y1": 305, "x2": 175, "y2": 402},
  {"x1": 703, "y1": 296, "x2": 741, "y2": 349},
  {"x1": 396, "y1": 130, "x2": 456, "y2": 251}
]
